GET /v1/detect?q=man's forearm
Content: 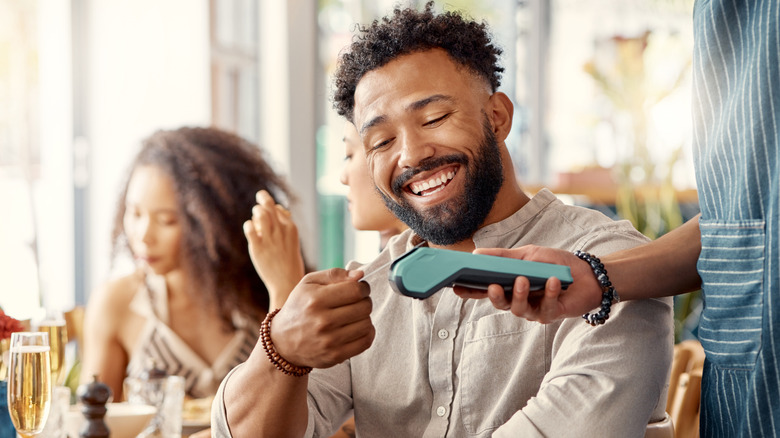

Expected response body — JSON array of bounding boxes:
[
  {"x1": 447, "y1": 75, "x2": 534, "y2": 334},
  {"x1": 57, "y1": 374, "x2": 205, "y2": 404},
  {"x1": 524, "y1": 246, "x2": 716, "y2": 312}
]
[
  {"x1": 223, "y1": 347, "x2": 310, "y2": 437},
  {"x1": 604, "y1": 214, "x2": 702, "y2": 301}
]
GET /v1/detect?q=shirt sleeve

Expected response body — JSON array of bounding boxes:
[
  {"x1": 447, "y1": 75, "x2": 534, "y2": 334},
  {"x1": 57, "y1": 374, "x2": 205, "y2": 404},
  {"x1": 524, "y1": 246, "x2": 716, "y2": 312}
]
[
  {"x1": 210, "y1": 362, "x2": 353, "y2": 437},
  {"x1": 211, "y1": 364, "x2": 239, "y2": 438},
  {"x1": 302, "y1": 360, "x2": 354, "y2": 436},
  {"x1": 493, "y1": 296, "x2": 673, "y2": 437}
]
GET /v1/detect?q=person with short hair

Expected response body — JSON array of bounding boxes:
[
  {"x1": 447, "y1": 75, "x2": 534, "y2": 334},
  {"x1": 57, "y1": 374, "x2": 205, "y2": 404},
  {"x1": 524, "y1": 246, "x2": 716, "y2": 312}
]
[
  {"x1": 245, "y1": 122, "x2": 407, "y2": 438},
  {"x1": 213, "y1": 3, "x2": 673, "y2": 436}
]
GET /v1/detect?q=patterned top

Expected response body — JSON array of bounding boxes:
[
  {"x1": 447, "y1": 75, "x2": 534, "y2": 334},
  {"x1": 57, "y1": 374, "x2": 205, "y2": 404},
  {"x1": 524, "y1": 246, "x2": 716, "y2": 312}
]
[
  {"x1": 692, "y1": 0, "x2": 780, "y2": 435},
  {"x1": 125, "y1": 274, "x2": 259, "y2": 399}
]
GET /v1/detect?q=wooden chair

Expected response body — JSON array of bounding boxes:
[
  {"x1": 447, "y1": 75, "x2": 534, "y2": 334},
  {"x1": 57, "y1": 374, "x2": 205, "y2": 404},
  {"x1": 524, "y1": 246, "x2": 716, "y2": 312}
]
[
  {"x1": 667, "y1": 340, "x2": 705, "y2": 409},
  {"x1": 665, "y1": 340, "x2": 705, "y2": 438},
  {"x1": 61, "y1": 306, "x2": 86, "y2": 392},
  {"x1": 669, "y1": 368, "x2": 702, "y2": 438}
]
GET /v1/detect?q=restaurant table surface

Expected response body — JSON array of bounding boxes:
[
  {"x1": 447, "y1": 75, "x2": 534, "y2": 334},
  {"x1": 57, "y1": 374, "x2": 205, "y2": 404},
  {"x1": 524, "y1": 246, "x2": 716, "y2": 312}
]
[{"x1": 183, "y1": 423, "x2": 210, "y2": 436}]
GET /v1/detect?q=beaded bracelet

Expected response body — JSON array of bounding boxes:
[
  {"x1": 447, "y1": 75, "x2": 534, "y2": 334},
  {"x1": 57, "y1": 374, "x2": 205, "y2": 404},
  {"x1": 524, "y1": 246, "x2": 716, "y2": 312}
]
[
  {"x1": 260, "y1": 308, "x2": 313, "y2": 377},
  {"x1": 573, "y1": 250, "x2": 620, "y2": 326}
]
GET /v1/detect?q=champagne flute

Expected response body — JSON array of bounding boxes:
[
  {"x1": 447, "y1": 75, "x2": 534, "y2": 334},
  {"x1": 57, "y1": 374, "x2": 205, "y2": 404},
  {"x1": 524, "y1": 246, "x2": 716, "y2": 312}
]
[
  {"x1": 36, "y1": 311, "x2": 68, "y2": 387},
  {"x1": 7, "y1": 332, "x2": 52, "y2": 438}
]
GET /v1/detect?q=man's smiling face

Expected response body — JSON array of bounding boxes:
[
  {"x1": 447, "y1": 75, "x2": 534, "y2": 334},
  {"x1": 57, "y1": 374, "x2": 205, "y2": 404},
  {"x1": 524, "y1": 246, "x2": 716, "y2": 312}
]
[{"x1": 353, "y1": 49, "x2": 504, "y2": 245}]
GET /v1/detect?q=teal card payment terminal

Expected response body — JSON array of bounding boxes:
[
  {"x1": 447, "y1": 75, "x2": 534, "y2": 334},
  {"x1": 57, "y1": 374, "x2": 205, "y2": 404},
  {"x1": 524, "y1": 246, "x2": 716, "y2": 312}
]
[{"x1": 389, "y1": 247, "x2": 573, "y2": 299}]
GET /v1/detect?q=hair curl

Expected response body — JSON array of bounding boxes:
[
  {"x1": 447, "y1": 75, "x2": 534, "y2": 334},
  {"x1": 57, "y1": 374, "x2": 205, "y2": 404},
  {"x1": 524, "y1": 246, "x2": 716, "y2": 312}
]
[
  {"x1": 332, "y1": 1, "x2": 504, "y2": 122},
  {"x1": 111, "y1": 126, "x2": 295, "y2": 330}
]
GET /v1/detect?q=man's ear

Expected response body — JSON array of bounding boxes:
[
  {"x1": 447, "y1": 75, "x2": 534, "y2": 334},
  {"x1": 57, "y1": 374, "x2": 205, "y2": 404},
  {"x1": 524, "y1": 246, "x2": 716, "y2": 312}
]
[{"x1": 488, "y1": 92, "x2": 514, "y2": 142}]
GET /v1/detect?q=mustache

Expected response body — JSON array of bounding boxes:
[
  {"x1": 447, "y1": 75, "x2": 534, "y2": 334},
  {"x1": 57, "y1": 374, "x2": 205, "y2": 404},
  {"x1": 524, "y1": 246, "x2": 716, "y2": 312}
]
[{"x1": 391, "y1": 154, "x2": 468, "y2": 195}]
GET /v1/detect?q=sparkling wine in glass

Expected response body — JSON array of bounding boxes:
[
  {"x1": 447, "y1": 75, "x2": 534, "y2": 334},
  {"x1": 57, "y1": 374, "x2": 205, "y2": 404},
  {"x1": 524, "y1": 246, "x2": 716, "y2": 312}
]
[
  {"x1": 7, "y1": 331, "x2": 52, "y2": 438},
  {"x1": 37, "y1": 311, "x2": 68, "y2": 387}
]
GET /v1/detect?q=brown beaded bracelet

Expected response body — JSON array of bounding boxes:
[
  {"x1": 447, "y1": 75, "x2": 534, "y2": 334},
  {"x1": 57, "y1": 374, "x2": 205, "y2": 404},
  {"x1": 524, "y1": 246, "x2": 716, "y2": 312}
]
[{"x1": 260, "y1": 308, "x2": 313, "y2": 377}]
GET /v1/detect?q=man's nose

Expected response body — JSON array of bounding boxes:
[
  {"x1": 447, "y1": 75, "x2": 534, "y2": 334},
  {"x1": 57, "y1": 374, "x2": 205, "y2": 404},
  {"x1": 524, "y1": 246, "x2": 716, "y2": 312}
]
[{"x1": 397, "y1": 130, "x2": 435, "y2": 169}]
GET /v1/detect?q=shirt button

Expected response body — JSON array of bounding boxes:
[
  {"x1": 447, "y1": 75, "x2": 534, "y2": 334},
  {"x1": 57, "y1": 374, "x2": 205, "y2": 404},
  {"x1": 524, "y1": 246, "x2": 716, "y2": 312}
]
[
  {"x1": 437, "y1": 329, "x2": 449, "y2": 339},
  {"x1": 436, "y1": 406, "x2": 447, "y2": 417}
]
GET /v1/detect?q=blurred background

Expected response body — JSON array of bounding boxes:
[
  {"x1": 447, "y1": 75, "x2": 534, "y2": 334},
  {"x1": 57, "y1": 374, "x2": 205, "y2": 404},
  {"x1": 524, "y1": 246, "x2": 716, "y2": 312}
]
[{"x1": 0, "y1": 0, "x2": 700, "y2": 340}]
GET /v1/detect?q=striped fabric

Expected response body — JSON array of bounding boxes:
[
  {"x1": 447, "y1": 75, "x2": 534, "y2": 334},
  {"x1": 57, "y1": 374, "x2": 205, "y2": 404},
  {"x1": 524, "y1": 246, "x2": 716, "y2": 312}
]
[
  {"x1": 692, "y1": 0, "x2": 780, "y2": 435},
  {"x1": 125, "y1": 274, "x2": 260, "y2": 399}
]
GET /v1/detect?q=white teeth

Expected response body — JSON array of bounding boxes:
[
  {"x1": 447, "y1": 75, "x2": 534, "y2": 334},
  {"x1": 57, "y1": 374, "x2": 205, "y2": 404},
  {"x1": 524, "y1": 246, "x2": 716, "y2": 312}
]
[{"x1": 410, "y1": 170, "x2": 456, "y2": 195}]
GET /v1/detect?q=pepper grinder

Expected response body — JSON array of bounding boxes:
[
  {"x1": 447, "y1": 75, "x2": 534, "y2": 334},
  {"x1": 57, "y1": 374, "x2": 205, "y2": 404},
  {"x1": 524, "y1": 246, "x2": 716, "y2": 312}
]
[{"x1": 77, "y1": 375, "x2": 112, "y2": 438}]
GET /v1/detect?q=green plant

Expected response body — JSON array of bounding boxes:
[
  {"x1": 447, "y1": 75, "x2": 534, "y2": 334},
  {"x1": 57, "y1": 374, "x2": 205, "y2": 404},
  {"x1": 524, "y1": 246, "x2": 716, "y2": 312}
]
[
  {"x1": 63, "y1": 359, "x2": 81, "y2": 403},
  {"x1": 584, "y1": 29, "x2": 700, "y2": 342},
  {"x1": 583, "y1": 30, "x2": 689, "y2": 239}
]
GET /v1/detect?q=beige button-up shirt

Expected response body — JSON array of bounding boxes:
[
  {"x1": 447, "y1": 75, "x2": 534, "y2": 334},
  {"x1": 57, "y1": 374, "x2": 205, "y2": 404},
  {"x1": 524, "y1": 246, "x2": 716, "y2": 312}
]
[{"x1": 213, "y1": 189, "x2": 673, "y2": 437}]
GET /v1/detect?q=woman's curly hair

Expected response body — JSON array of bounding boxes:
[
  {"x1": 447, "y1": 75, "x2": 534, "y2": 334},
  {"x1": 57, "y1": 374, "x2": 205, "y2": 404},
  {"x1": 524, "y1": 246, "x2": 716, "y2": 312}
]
[
  {"x1": 332, "y1": 1, "x2": 504, "y2": 122},
  {"x1": 111, "y1": 126, "x2": 295, "y2": 330}
]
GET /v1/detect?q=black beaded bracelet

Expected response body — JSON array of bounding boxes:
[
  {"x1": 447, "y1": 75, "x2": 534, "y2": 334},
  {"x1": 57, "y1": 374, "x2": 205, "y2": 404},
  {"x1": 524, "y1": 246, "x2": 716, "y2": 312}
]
[{"x1": 573, "y1": 250, "x2": 620, "y2": 326}]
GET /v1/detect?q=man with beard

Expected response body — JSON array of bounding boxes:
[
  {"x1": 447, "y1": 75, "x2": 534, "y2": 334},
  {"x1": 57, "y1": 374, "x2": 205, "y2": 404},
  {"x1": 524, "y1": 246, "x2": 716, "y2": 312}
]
[{"x1": 212, "y1": 3, "x2": 673, "y2": 437}]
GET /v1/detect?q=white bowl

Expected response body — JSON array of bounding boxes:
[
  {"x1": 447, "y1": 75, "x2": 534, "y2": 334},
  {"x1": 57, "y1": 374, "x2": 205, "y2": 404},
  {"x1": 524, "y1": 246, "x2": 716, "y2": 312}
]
[{"x1": 65, "y1": 402, "x2": 157, "y2": 438}]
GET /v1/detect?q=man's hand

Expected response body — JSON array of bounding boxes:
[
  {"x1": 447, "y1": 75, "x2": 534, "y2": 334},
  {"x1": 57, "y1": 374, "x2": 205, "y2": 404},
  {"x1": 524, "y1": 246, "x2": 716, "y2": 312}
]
[
  {"x1": 270, "y1": 269, "x2": 375, "y2": 369},
  {"x1": 452, "y1": 245, "x2": 602, "y2": 323}
]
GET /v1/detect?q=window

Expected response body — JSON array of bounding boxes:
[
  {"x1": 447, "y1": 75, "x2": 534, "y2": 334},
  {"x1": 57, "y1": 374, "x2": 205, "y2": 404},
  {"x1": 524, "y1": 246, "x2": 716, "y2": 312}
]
[
  {"x1": 210, "y1": 0, "x2": 260, "y2": 143},
  {"x1": 0, "y1": 0, "x2": 74, "y2": 318}
]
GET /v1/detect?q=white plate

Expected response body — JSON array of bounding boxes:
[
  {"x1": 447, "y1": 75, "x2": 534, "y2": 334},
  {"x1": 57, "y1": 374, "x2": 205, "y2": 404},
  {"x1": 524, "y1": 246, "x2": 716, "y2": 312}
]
[{"x1": 66, "y1": 403, "x2": 156, "y2": 438}]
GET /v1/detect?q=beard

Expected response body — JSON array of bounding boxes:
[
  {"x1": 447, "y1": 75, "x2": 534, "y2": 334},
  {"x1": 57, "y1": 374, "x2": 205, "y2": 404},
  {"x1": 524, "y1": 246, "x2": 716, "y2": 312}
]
[{"x1": 380, "y1": 117, "x2": 503, "y2": 245}]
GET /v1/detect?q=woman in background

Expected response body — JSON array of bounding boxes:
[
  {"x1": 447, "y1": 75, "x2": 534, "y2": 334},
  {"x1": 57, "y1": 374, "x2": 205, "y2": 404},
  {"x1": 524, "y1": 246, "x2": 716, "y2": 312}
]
[
  {"x1": 81, "y1": 126, "x2": 303, "y2": 400},
  {"x1": 339, "y1": 121, "x2": 407, "y2": 250},
  {"x1": 245, "y1": 121, "x2": 406, "y2": 293},
  {"x1": 244, "y1": 122, "x2": 406, "y2": 438}
]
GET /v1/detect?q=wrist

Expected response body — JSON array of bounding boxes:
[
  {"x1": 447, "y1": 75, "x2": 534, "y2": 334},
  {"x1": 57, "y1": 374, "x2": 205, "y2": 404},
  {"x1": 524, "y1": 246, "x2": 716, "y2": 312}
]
[
  {"x1": 260, "y1": 309, "x2": 312, "y2": 377},
  {"x1": 268, "y1": 285, "x2": 294, "y2": 309},
  {"x1": 573, "y1": 250, "x2": 619, "y2": 326}
]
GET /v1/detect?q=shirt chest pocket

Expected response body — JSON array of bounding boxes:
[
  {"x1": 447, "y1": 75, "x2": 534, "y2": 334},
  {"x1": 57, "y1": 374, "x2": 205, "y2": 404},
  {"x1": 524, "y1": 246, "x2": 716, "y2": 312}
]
[
  {"x1": 698, "y1": 219, "x2": 765, "y2": 370},
  {"x1": 459, "y1": 313, "x2": 545, "y2": 435}
]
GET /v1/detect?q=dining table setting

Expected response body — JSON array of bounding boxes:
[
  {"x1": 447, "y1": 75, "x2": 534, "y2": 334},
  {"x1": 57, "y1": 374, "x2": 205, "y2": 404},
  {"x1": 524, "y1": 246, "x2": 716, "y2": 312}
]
[{"x1": 1, "y1": 308, "x2": 211, "y2": 438}]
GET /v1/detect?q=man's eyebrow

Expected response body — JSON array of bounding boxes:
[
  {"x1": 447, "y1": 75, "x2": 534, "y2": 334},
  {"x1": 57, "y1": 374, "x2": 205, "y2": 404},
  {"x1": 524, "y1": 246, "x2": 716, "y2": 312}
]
[
  {"x1": 359, "y1": 94, "x2": 454, "y2": 135},
  {"x1": 360, "y1": 115, "x2": 387, "y2": 135},
  {"x1": 407, "y1": 94, "x2": 453, "y2": 112}
]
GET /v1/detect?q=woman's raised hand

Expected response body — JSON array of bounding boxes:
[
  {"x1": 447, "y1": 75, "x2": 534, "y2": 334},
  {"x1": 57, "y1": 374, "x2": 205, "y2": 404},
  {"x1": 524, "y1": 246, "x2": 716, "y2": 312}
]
[{"x1": 243, "y1": 190, "x2": 306, "y2": 309}]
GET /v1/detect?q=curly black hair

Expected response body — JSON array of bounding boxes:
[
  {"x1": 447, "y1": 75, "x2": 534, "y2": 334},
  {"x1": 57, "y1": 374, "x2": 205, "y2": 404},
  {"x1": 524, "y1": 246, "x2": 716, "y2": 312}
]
[
  {"x1": 332, "y1": 1, "x2": 504, "y2": 122},
  {"x1": 111, "y1": 126, "x2": 296, "y2": 330}
]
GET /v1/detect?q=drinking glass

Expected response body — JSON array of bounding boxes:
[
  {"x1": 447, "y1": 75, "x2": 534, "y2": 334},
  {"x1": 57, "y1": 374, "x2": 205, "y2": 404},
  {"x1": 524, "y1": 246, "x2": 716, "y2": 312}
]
[
  {"x1": 35, "y1": 310, "x2": 68, "y2": 387},
  {"x1": 6, "y1": 332, "x2": 52, "y2": 438},
  {"x1": 125, "y1": 375, "x2": 184, "y2": 438},
  {"x1": 37, "y1": 386, "x2": 70, "y2": 438}
]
